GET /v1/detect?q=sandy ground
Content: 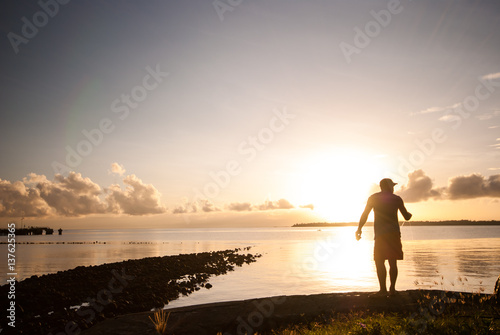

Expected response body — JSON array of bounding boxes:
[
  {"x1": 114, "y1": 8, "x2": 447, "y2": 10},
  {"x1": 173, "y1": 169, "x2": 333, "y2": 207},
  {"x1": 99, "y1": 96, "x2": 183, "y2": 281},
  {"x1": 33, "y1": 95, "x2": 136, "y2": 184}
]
[{"x1": 81, "y1": 289, "x2": 496, "y2": 335}]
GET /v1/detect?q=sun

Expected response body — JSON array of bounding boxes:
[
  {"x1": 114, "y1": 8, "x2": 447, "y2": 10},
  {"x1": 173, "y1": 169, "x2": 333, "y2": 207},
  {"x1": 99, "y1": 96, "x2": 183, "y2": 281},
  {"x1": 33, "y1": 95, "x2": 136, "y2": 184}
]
[{"x1": 296, "y1": 149, "x2": 386, "y2": 222}]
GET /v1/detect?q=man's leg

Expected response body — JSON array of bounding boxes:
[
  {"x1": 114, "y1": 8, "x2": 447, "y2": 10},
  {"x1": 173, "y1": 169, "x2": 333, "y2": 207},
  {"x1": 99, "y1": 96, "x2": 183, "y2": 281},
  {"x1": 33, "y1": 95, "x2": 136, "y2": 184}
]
[
  {"x1": 388, "y1": 259, "x2": 398, "y2": 293},
  {"x1": 375, "y1": 259, "x2": 387, "y2": 293}
]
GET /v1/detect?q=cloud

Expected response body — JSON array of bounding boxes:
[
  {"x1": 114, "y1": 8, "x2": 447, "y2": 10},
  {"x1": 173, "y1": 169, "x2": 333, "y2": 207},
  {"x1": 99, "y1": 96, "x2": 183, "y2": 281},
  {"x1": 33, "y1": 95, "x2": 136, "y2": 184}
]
[
  {"x1": 397, "y1": 170, "x2": 500, "y2": 202},
  {"x1": 172, "y1": 199, "x2": 220, "y2": 214},
  {"x1": 227, "y1": 202, "x2": 253, "y2": 212},
  {"x1": 300, "y1": 204, "x2": 315, "y2": 210},
  {"x1": 175, "y1": 198, "x2": 297, "y2": 214},
  {"x1": 109, "y1": 162, "x2": 126, "y2": 176},
  {"x1": 0, "y1": 170, "x2": 168, "y2": 218},
  {"x1": 106, "y1": 174, "x2": 167, "y2": 215},
  {"x1": 0, "y1": 177, "x2": 52, "y2": 217},
  {"x1": 225, "y1": 199, "x2": 300, "y2": 212},
  {"x1": 438, "y1": 114, "x2": 460, "y2": 122},
  {"x1": 198, "y1": 199, "x2": 221, "y2": 213},
  {"x1": 476, "y1": 110, "x2": 500, "y2": 121},
  {"x1": 447, "y1": 173, "x2": 500, "y2": 199},
  {"x1": 257, "y1": 198, "x2": 294, "y2": 210},
  {"x1": 481, "y1": 72, "x2": 500, "y2": 81},
  {"x1": 397, "y1": 170, "x2": 442, "y2": 203},
  {"x1": 35, "y1": 172, "x2": 108, "y2": 216},
  {"x1": 414, "y1": 102, "x2": 461, "y2": 116},
  {"x1": 491, "y1": 138, "x2": 500, "y2": 149}
]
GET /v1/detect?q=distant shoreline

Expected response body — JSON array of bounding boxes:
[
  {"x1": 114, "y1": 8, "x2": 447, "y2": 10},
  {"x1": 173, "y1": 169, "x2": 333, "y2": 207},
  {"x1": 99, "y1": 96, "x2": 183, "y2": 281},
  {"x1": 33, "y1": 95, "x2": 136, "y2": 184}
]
[{"x1": 292, "y1": 220, "x2": 500, "y2": 227}]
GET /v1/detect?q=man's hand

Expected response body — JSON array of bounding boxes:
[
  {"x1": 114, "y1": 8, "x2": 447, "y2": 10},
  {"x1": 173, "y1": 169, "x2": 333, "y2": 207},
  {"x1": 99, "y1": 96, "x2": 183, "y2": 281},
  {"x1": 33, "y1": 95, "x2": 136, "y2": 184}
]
[{"x1": 355, "y1": 229, "x2": 362, "y2": 241}]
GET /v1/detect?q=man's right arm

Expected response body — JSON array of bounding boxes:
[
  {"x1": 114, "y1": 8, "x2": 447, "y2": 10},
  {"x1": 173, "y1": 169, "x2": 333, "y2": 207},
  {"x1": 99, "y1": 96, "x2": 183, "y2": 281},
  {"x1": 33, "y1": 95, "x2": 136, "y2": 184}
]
[{"x1": 357, "y1": 198, "x2": 373, "y2": 238}]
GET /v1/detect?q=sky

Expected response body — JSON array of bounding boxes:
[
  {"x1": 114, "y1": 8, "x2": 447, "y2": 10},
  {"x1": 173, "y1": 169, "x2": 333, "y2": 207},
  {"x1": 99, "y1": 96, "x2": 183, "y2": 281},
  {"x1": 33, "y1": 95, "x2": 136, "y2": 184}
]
[{"x1": 1, "y1": 0, "x2": 500, "y2": 229}]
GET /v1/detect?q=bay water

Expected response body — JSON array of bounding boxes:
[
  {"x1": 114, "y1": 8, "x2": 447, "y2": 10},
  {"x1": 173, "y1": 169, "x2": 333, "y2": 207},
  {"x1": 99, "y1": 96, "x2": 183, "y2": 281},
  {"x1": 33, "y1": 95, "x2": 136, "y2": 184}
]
[{"x1": 1, "y1": 226, "x2": 499, "y2": 309}]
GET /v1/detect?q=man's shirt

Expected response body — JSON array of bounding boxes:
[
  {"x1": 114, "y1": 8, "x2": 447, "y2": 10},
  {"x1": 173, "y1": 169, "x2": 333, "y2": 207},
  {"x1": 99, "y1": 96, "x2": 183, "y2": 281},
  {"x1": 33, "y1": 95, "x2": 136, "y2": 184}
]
[{"x1": 366, "y1": 192, "x2": 410, "y2": 239}]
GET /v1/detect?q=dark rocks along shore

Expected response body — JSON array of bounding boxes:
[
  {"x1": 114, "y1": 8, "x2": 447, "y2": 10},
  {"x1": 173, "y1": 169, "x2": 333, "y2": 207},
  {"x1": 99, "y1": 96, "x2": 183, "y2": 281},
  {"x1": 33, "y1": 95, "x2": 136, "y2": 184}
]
[{"x1": 0, "y1": 248, "x2": 260, "y2": 335}]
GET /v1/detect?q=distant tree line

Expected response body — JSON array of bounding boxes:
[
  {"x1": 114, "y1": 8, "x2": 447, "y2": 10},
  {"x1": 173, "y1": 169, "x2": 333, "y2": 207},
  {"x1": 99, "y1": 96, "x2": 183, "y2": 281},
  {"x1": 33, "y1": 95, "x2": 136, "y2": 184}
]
[{"x1": 292, "y1": 220, "x2": 500, "y2": 227}]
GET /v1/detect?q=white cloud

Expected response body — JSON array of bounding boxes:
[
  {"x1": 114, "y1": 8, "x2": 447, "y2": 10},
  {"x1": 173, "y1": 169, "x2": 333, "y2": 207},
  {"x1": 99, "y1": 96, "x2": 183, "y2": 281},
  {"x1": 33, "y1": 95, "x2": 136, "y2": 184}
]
[
  {"x1": 481, "y1": 72, "x2": 500, "y2": 80},
  {"x1": 106, "y1": 174, "x2": 166, "y2": 215},
  {"x1": 227, "y1": 202, "x2": 253, "y2": 212},
  {"x1": 172, "y1": 199, "x2": 220, "y2": 214},
  {"x1": 0, "y1": 171, "x2": 167, "y2": 218},
  {"x1": 438, "y1": 114, "x2": 460, "y2": 122},
  {"x1": 397, "y1": 170, "x2": 500, "y2": 202},
  {"x1": 446, "y1": 173, "x2": 500, "y2": 199},
  {"x1": 476, "y1": 110, "x2": 500, "y2": 121},
  {"x1": 176, "y1": 198, "x2": 297, "y2": 214},
  {"x1": 0, "y1": 177, "x2": 52, "y2": 217},
  {"x1": 414, "y1": 102, "x2": 461, "y2": 116},
  {"x1": 257, "y1": 198, "x2": 294, "y2": 210},
  {"x1": 397, "y1": 170, "x2": 441, "y2": 203},
  {"x1": 109, "y1": 162, "x2": 126, "y2": 176}
]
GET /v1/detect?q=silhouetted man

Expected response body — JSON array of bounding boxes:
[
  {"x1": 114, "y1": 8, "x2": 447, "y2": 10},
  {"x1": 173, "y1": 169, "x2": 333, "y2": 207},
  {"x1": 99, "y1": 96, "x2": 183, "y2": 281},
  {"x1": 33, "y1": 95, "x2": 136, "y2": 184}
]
[{"x1": 356, "y1": 178, "x2": 412, "y2": 296}]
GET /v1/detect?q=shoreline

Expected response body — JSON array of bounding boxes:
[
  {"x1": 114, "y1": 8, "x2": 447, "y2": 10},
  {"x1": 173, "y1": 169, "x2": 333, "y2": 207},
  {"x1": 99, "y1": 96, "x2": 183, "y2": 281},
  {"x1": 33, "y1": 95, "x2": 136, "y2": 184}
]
[
  {"x1": 81, "y1": 289, "x2": 498, "y2": 335},
  {"x1": 0, "y1": 248, "x2": 261, "y2": 335}
]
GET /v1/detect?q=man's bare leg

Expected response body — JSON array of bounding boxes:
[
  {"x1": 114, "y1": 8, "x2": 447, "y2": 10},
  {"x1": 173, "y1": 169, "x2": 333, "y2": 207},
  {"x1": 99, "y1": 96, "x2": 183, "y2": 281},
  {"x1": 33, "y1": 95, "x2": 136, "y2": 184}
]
[
  {"x1": 388, "y1": 259, "x2": 398, "y2": 294},
  {"x1": 375, "y1": 259, "x2": 387, "y2": 293}
]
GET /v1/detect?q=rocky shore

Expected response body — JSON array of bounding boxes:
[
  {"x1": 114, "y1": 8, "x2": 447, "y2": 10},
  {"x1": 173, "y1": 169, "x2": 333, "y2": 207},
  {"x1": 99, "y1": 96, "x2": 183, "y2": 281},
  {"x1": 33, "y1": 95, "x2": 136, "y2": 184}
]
[{"x1": 0, "y1": 248, "x2": 260, "y2": 335}]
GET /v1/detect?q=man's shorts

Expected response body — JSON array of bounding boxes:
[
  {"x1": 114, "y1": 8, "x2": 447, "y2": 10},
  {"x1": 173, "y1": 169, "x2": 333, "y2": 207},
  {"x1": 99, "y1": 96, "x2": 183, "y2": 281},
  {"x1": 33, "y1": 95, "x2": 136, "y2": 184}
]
[{"x1": 374, "y1": 232, "x2": 403, "y2": 260}]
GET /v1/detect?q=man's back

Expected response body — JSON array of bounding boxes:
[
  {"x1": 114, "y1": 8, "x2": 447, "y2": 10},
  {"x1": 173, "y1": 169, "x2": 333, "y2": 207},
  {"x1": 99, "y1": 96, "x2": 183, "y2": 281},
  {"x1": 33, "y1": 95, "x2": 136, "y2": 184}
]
[
  {"x1": 356, "y1": 178, "x2": 413, "y2": 295},
  {"x1": 368, "y1": 192, "x2": 407, "y2": 238}
]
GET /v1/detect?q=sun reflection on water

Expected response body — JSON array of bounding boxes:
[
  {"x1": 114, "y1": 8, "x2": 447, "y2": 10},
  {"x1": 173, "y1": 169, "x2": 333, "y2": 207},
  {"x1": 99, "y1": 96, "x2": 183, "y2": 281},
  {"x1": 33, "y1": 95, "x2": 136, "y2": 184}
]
[{"x1": 290, "y1": 228, "x2": 377, "y2": 292}]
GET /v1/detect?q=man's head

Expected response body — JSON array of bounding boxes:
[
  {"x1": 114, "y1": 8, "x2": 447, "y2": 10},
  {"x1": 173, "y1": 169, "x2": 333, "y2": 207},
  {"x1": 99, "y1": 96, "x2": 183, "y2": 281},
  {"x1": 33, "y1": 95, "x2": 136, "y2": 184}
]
[{"x1": 379, "y1": 178, "x2": 397, "y2": 193}]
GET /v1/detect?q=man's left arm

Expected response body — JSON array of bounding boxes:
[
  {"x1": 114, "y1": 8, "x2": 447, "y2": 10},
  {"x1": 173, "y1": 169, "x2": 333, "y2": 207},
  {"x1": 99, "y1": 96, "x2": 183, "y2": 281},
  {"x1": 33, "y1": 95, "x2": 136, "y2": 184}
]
[{"x1": 398, "y1": 197, "x2": 412, "y2": 221}]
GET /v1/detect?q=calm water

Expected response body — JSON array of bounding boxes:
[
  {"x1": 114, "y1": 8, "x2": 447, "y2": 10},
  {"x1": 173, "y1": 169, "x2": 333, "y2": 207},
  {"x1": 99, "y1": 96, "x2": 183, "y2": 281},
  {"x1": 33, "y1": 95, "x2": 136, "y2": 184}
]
[{"x1": 1, "y1": 226, "x2": 499, "y2": 309}]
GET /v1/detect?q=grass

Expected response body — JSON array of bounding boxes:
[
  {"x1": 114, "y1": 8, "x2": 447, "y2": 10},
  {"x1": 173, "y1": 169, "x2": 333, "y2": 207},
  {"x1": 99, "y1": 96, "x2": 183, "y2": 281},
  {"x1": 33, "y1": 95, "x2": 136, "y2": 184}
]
[
  {"x1": 265, "y1": 292, "x2": 500, "y2": 335},
  {"x1": 149, "y1": 292, "x2": 499, "y2": 334},
  {"x1": 149, "y1": 309, "x2": 170, "y2": 335},
  {"x1": 149, "y1": 273, "x2": 499, "y2": 334},
  {"x1": 265, "y1": 311, "x2": 499, "y2": 334}
]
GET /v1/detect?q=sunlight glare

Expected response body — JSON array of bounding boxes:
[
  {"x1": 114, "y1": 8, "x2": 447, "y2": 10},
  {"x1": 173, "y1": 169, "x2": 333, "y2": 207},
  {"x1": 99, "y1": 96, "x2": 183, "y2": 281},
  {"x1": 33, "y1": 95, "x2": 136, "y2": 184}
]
[
  {"x1": 297, "y1": 149, "x2": 386, "y2": 222},
  {"x1": 295, "y1": 228, "x2": 376, "y2": 291}
]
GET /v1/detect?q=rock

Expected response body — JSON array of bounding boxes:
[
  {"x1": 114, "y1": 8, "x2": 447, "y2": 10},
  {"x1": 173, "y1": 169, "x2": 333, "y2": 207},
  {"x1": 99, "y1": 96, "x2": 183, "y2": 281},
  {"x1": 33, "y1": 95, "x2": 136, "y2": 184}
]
[{"x1": 0, "y1": 248, "x2": 260, "y2": 335}]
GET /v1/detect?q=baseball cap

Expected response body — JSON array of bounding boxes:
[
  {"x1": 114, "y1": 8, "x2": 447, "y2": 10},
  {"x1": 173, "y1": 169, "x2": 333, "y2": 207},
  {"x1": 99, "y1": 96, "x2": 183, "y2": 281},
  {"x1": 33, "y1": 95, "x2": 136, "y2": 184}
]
[{"x1": 379, "y1": 178, "x2": 397, "y2": 188}]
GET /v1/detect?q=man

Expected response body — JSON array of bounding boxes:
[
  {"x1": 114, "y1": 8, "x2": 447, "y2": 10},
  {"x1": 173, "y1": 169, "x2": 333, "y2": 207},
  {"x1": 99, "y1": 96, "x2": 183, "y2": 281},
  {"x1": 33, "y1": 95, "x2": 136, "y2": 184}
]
[{"x1": 356, "y1": 178, "x2": 412, "y2": 296}]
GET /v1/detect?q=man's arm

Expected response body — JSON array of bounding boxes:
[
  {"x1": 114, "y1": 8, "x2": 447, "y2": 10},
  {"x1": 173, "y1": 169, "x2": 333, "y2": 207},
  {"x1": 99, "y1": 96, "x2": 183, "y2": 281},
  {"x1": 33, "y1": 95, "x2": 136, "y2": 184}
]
[
  {"x1": 356, "y1": 199, "x2": 373, "y2": 239},
  {"x1": 398, "y1": 198, "x2": 412, "y2": 221}
]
